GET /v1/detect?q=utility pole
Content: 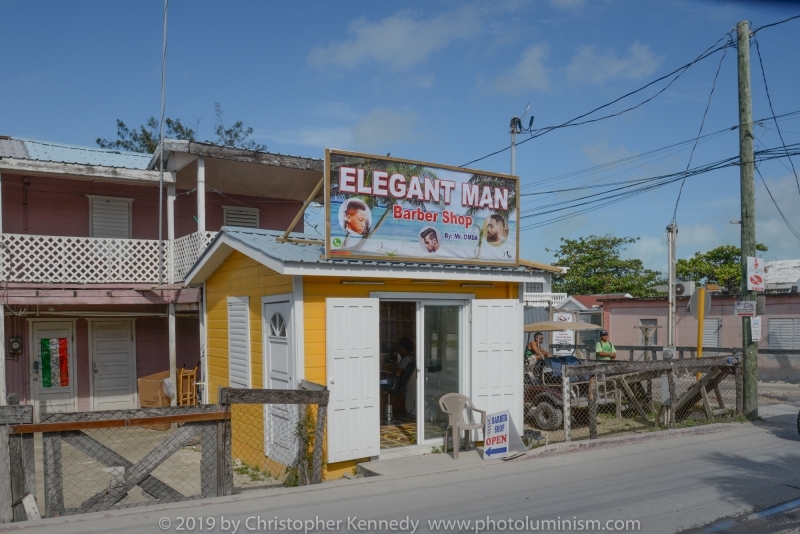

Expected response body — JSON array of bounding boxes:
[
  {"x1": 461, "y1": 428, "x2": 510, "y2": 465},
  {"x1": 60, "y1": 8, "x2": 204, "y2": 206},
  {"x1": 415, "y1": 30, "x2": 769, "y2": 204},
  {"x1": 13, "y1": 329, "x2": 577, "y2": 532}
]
[
  {"x1": 510, "y1": 116, "x2": 520, "y2": 176},
  {"x1": 666, "y1": 223, "x2": 677, "y2": 347},
  {"x1": 737, "y1": 20, "x2": 758, "y2": 418}
]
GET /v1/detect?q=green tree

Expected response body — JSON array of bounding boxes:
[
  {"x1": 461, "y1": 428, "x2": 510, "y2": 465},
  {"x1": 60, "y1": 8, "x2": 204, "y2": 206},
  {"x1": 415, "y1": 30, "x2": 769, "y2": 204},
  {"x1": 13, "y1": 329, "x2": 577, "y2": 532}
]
[
  {"x1": 676, "y1": 243, "x2": 768, "y2": 293},
  {"x1": 547, "y1": 235, "x2": 662, "y2": 296},
  {"x1": 96, "y1": 102, "x2": 265, "y2": 154}
]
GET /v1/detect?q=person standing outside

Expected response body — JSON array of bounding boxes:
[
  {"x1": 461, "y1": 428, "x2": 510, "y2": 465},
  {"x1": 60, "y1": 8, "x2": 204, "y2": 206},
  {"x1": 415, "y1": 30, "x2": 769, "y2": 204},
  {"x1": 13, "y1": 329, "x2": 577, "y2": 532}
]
[{"x1": 595, "y1": 329, "x2": 616, "y2": 361}]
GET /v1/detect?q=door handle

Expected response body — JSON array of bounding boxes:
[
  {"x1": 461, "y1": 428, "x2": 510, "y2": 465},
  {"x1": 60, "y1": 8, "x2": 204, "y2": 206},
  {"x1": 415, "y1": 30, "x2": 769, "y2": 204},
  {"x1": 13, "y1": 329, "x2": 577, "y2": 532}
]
[
  {"x1": 329, "y1": 379, "x2": 335, "y2": 384},
  {"x1": 93, "y1": 362, "x2": 98, "y2": 374}
]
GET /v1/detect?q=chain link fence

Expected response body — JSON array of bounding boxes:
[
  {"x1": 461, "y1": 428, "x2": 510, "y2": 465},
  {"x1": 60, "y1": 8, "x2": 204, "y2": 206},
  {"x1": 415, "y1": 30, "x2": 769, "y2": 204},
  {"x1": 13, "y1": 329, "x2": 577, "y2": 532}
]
[
  {"x1": 524, "y1": 348, "x2": 742, "y2": 445},
  {"x1": 0, "y1": 386, "x2": 329, "y2": 522},
  {"x1": 219, "y1": 387, "x2": 328, "y2": 492}
]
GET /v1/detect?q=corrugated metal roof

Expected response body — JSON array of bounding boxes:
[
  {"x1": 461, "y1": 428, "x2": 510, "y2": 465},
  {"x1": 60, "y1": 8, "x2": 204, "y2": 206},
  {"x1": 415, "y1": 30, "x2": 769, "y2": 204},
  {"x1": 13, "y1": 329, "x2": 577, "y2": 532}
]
[
  {"x1": 220, "y1": 227, "x2": 533, "y2": 273},
  {"x1": 0, "y1": 137, "x2": 152, "y2": 170},
  {"x1": 766, "y1": 259, "x2": 800, "y2": 287}
]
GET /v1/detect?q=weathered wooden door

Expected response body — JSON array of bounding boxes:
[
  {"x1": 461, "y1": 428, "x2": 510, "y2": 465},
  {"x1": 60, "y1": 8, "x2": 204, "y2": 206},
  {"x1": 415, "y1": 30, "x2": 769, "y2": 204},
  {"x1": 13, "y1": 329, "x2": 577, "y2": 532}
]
[{"x1": 90, "y1": 320, "x2": 136, "y2": 411}]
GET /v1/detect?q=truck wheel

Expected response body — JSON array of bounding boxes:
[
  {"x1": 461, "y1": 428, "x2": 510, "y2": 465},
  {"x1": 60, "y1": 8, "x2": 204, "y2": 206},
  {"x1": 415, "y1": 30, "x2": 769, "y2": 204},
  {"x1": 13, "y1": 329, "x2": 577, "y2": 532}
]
[{"x1": 533, "y1": 401, "x2": 563, "y2": 431}]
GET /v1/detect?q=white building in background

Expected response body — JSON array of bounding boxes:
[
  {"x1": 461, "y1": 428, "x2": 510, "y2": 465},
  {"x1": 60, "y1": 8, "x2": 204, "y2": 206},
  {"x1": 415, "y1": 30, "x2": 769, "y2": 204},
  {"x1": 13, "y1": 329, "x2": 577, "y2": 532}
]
[{"x1": 766, "y1": 260, "x2": 800, "y2": 293}]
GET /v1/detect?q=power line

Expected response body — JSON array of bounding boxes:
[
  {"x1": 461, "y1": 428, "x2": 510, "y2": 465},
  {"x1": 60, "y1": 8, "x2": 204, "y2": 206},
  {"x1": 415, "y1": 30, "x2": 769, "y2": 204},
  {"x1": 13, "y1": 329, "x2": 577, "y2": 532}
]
[
  {"x1": 521, "y1": 109, "x2": 800, "y2": 196},
  {"x1": 753, "y1": 37, "x2": 800, "y2": 196},
  {"x1": 672, "y1": 32, "x2": 732, "y2": 223},
  {"x1": 461, "y1": 34, "x2": 733, "y2": 168},
  {"x1": 751, "y1": 14, "x2": 800, "y2": 34},
  {"x1": 755, "y1": 165, "x2": 800, "y2": 240},
  {"x1": 519, "y1": 143, "x2": 800, "y2": 229}
]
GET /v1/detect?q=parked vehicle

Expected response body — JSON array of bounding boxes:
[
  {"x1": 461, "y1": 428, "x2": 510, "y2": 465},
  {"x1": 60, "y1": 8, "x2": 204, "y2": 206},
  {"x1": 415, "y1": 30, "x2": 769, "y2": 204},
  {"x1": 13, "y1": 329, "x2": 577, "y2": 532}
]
[{"x1": 524, "y1": 356, "x2": 619, "y2": 430}]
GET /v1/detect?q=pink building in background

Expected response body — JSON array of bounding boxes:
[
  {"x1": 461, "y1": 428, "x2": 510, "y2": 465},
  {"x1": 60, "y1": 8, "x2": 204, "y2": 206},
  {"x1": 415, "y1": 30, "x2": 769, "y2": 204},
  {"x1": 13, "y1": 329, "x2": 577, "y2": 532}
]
[
  {"x1": 0, "y1": 137, "x2": 323, "y2": 419},
  {"x1": 601, "y1": 294, "x2": 800, "y2": 382}
]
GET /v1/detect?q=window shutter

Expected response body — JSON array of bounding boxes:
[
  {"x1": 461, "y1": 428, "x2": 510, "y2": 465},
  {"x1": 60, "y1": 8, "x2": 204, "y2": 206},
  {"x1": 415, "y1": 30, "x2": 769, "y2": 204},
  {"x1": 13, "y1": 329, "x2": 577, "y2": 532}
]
[
  {"x1": 223, "y1": 206, "x2": 259, "y2": 228},
  {"x1": 768, "y1": 318, "x2": 797, "y2": 349},
  {"x1": 90, "y1": 196, "x2": 132, "y2": 238},
  {"x1": 702, "y1": 318, "x2": 719, "y2": 348},
  {"x1": 227, "y1": 297, "x2": 251, "y2": 388}
]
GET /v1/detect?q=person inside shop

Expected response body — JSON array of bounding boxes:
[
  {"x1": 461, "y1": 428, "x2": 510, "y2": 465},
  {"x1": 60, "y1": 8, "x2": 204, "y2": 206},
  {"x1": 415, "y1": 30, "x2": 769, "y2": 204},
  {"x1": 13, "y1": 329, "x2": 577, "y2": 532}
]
[
  {"x1": 395, "y1": 337, "x2": 417, "y2": 416},
  {"x1": 525, "y1": 331, "x2": 551, "y2": 365},
  {"x1": 485, "y1": 214, "x2": 508, "y2": 245},
  {"x1": 343, "y1": 199, "x2": 370, "y2": 236},
  {"x1": 420, "y1": 227, "x2": 440, "y2": 253},
  {"x1": 595, "y1": 329, "x2": 617, "y2": 361}
]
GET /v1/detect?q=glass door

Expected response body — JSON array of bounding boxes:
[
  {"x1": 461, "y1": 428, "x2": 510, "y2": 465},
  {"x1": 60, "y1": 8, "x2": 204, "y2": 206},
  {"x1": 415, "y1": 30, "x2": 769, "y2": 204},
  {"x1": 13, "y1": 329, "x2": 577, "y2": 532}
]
[{"x1": 420, "y1": 304, "x2": 462, "y2": 442}]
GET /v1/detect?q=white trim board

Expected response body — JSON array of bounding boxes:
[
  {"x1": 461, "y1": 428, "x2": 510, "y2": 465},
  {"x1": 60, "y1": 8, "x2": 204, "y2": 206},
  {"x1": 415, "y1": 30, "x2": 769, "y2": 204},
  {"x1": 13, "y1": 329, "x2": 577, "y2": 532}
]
[
  {"x1": 292, "y1": 277, "x2": 305, "y2": 384},
  {"x1": 184, "y1": 234, "x2": 540, "y2": 286},
  {"x1": 369, "y1": 292, "x2": 475, "y2": 300}
]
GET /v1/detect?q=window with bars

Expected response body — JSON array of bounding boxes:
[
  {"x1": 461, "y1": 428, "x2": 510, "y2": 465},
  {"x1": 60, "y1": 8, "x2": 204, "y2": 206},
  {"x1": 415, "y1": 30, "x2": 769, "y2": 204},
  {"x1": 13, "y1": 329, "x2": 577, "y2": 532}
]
[{"x1": 525, "y1": 282, "x2": 544, "y2": 293}]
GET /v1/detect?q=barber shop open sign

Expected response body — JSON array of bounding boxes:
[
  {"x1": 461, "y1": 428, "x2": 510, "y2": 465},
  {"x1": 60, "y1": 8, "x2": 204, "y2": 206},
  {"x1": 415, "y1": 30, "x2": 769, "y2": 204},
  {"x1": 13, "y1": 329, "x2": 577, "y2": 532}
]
[
  {"x1": 484, "y1": 410, "x2": 510, "y2": 459},
  {"x1": 325, "y1": 149, "x2": 519, "y2": 267}
]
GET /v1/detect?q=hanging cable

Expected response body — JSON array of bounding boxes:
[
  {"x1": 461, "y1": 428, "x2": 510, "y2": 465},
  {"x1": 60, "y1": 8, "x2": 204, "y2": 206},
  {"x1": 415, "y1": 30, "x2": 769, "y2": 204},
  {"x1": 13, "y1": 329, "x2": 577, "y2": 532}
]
[
  {"x1": 157, "y1": 0, "x2": 168, "y2": 284},
  {"x1": 461, "y1": 34, "x2": 733, "y2": 168},
  {"x1": 753, "y1": 37, "x2": 800, "y2": 196},
  {"x1": 672, "y1": 32, "x2": 732, "y2": 223},
  {"x1": 755, "y1": 165, "x2": 800, "y2": 240}
]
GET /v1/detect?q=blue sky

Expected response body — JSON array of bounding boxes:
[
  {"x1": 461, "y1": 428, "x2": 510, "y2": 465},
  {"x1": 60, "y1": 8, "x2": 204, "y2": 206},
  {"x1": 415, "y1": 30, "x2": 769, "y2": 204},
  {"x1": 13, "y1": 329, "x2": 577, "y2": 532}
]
[{"x1": 2, "y1": 0, "x2": 799, "y2": 271}]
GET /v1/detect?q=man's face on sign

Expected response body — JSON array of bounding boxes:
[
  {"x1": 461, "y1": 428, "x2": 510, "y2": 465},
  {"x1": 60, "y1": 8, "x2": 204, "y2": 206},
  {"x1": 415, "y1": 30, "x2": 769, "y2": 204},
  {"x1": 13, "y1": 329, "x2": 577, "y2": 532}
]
[
  {"x1": 423, "y1": 233, "x2": 439, "y2": 252},
  {"x1": 486, "y1": 218, "x2": 500, "y2": 242}
]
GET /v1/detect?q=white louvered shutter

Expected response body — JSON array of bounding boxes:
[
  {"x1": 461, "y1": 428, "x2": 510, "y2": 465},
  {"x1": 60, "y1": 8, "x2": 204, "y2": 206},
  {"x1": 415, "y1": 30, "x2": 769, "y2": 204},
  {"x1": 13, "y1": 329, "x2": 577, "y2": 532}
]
[
  {"x1": 768, "y1": 318, "x2": 799, "y2": 349},
  {"x1": 702, "y1": 318, "x2": 719, "y2": 348},
  {"x1": 89, "y1": 196, "x2": 132, "y2": 238},
  {"x1": 227, "y1": 296, "x2": 251, "y2": 388},
  {"x1": 223, "y1": 206, "x2": 259, "y2": 228}
]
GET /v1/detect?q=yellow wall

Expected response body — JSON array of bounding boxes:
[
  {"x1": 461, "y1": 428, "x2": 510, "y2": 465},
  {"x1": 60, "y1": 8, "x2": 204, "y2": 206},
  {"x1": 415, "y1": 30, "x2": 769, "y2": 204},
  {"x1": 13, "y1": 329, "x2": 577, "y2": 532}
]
[
  {"x1": 303, "y1": 276, "x2": 515, "y2": 478},
  {"x1": 205, "y1": 250, "x2": 293, "y2": 402},
  {"x1": 204, "y1": 251, "x2": 518, "y2": 480}
]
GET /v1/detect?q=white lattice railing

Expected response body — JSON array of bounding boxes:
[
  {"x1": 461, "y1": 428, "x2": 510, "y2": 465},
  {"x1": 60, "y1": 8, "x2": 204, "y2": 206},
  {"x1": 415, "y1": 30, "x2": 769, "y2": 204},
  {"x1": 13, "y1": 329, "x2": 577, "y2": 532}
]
[
  {"x1": 0, "y1": 231, "x2": 217, "y2": 284},
  {"x1": 172, "y1": 231, "x2": 217, "y2": 282},
  {"x1": 524, "y1": 292, "x2": 568, "y2": 307}
]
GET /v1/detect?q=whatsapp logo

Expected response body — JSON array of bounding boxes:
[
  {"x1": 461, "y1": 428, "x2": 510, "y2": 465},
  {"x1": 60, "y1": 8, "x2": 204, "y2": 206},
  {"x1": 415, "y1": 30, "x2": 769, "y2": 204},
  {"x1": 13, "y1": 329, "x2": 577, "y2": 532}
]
[{"x1": 332, "y1": 237, "x2": 342, "y2": 247}]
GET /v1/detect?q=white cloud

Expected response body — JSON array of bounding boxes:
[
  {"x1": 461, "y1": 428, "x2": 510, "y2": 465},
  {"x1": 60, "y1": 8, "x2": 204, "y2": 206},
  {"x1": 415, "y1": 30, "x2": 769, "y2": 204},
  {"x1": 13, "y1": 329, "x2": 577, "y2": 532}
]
[
  {"x1": 308, "y1": 9, "x2": 478, "y2": 71},
  {"x1": 352, "y1": 108, "x2": 418, "y2": 148},
  {"x1": 265, "y1": 127, "x2": 352, "y2": 149},
  {"x1": 679, "y1": 223, "x2": 724, "y2": 253},
  {"x1": 582, "y1": 139, "x2": 632, "y2": 166},
  {"x1": 625, "y1": 235, "x2": 667, "y2": 273},
  {"x1": 567, "y1": 41, "x2": 663, "y2": 84},
  {"x1": 491, "y1": 43, "x2": 551, "y2": 94},
  {"x1": 549, "y1": 0, "x2": 586, "y2": 10},
  {"x1": 316, "y1": 102, "x2": 358, "y2": 121},
  {"x1": 755, "y1": 173, "x2": 800, "y2": 259}
]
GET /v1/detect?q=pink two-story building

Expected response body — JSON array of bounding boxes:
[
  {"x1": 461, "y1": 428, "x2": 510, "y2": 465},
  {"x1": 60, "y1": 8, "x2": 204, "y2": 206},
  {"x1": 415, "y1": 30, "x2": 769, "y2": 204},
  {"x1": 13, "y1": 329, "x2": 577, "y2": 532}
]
[{"x1": 0, "y1": 137, "x2": 323, "y2": 419}]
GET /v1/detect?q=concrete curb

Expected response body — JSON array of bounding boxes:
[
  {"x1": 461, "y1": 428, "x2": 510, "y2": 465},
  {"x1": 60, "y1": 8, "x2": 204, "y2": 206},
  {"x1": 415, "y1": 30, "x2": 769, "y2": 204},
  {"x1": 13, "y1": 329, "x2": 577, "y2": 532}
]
[{"x1": 510, "y1": 422, "x2": 745, "y2": 462}]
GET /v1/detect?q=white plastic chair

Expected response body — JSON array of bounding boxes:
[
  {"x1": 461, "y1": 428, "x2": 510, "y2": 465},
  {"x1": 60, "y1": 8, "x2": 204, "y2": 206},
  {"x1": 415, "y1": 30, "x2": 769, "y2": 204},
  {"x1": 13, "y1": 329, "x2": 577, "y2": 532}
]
[{"x1": 438, "y1": 393, "x2": 487, "y2": 459}]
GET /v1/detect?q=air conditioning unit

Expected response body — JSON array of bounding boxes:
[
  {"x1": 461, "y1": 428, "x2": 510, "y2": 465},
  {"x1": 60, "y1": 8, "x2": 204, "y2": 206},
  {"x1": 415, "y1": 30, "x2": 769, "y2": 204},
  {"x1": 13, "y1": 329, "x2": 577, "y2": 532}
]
[{"x1": 675, "y1": 281, "x2": 695, "y2": 297}]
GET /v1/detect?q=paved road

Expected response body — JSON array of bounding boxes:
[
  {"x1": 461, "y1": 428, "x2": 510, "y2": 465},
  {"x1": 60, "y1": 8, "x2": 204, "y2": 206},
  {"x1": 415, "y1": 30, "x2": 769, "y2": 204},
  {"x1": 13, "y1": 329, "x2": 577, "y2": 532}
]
[{"x1": 4, "y1": 403, "x2": 799, "y2": 534}]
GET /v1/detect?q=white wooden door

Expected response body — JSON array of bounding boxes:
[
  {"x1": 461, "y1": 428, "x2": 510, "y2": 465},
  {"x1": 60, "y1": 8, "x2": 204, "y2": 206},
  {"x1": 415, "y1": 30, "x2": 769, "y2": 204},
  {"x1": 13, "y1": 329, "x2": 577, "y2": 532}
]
[
  {"x1": 227, "y1": 296, "x2": 251, "y2": 388},
  {"x1": 326, "y1": 298, "x2": 380, "y2": 463},
  {"x1": 31, "y1": 321, "x2": 77, "y2": 421},
  {"x1": 263, "y1": 297, "x2": 297, "y2": 464},
  {"x1": 91, "y1": 320, "x2": 136, "y2": 411},
  {"x1": 470, "y1": 299, "x2": 522, "y2": 433}
]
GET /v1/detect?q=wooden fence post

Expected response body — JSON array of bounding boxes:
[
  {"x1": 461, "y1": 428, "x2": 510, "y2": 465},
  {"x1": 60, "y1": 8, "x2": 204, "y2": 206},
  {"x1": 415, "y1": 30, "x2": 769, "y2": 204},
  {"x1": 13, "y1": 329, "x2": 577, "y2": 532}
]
[
  {"x1": 312, "y1": 404, "x2": 327, "y2": 484},
  {"x1": 42, "y1": 432, "x2": 64, "y2": 517},
  {"x1": 734, "y1": 362, "x2": 743, "y2": 416},
  {"x1": 200, "y1": 421, "x2": 218, "y2": 498},
  {"x1": 588, "y1": 375, "x2": 597, "y2": 440},
  {"x1": 7, "y1": 397, "x2": 35, "y2": 522},
  {"x1": 0, "y1": 425, "x2": 12, "y2": 523},
  {"x1": 667, "y1": 367, "x2": 676, "y2": 429},
  {"x1": 562, "y1": 371, "x2": 571, "y2": 442}
]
